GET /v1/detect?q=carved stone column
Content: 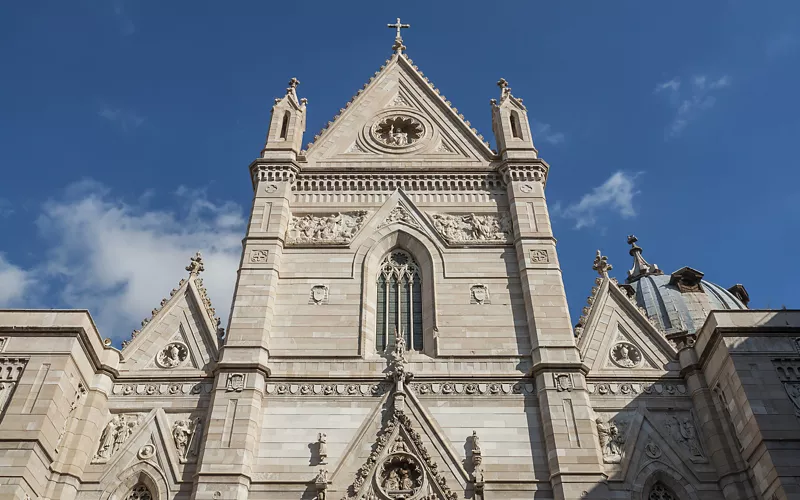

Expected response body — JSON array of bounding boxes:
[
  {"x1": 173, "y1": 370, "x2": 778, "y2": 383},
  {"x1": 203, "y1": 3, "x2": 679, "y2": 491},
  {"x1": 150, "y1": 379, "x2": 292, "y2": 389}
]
[{"x1": 501, "y1": 162, "x2": 606, "y2": 500}]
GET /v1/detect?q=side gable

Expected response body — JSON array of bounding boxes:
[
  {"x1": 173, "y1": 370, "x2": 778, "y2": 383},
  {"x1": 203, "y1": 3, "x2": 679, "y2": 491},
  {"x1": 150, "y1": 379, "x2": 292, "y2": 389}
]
[
  {"x1": 577, "y1": 276, "x2": 679, "y2": 376},
  {"x1": 119, "y1": 254, "x2": 221, "y2": 377},
  {"x1": 304, "y1": 53, "x2": 495, "y2": 167}
]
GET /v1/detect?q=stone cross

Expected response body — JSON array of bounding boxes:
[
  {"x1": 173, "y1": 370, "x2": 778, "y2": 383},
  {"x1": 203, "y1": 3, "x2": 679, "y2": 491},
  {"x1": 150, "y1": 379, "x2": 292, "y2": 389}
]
[{"x1": 387, "y1": 18, "x2": 410, "y2": 40}]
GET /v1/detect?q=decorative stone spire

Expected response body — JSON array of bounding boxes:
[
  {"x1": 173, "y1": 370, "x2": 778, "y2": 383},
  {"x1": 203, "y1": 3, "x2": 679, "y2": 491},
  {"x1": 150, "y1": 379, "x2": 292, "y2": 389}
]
[
  {"x1": 497, "y1": 78, "x2": 512, "y2": 101},
  {"x1": 387, "y1": 17, "x2": 410, "y2": 53},
  {"x1": 592, "y1": 250, "x2": 613, "y2": 278},
  {"x1": 186, "y1": 251, "x2": 204, "y2": 276},
  {"x1": 625, "y1": 235, "x2": 662, "y2": 283}
]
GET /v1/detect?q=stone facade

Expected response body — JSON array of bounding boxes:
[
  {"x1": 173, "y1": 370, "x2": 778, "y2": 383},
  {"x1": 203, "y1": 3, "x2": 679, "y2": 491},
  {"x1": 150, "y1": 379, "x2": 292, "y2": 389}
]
[{"x1": 0, "y1": 30, "x2": 799, "y2": 500}]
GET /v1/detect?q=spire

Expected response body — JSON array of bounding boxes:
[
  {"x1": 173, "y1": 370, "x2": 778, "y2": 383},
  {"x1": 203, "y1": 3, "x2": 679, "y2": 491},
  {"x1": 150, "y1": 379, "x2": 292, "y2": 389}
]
[
  {"x1": 387, "y1": 17, "x2": 410, "y2": 54},
  {"x1": 625, "y1": 235, "x2": 662, "y2": 283},
  {"x1": 186, "y1": 251, "x2": 204, "y2": 276},
  {"x1": 592, "y1": 250, "x2": 613, "y2": 278}
]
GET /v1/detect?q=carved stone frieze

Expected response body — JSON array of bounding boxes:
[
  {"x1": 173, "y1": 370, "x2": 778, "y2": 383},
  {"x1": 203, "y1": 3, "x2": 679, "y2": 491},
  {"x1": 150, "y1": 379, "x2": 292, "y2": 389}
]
[
  {"x1": 410, "y1": 380, "x2": 535, "y2": 396},
  {"x1": 652, "y1": 411, "x2": 706, "y2": 462},
  {"x1": 596, "y1": 414, "x2": 629, "y2": 464},
  {"x1": 587, "y1": 381, "x2": 686, "y2": 396},
  {"x1": 286, "y1": 211, "x2": 370, "y2": 244},
  {"x1": 113, "y1": 382, "x2": 212, "y2": 396},
  {"x1": 430, "y1": 212, "x2": 512, "y2": 244},
  {"x1": 92, "y1": 413, "x2": 143, "y2": 463},
  {"x1": 293, "y1": 173, "x2": 505, "y2": 194},
  {"x1": 381, "y1": 205, "x2": 420, "y2": 229},
  {"x1": 265, "y1": 381, "x2": 390, "y2": 397}
]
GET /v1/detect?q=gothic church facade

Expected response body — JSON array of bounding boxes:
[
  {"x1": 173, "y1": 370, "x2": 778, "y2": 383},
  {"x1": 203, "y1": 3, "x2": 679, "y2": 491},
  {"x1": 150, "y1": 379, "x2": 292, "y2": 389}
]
[{"x1": 1, "y1": 27, "x2": 799, "y2": 500}]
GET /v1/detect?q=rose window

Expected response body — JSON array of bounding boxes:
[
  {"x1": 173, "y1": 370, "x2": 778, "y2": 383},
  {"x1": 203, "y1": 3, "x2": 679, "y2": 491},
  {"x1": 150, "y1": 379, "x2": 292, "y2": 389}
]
[{"x1": 373, "y1": 116, "x2": 424, "y2": 147}]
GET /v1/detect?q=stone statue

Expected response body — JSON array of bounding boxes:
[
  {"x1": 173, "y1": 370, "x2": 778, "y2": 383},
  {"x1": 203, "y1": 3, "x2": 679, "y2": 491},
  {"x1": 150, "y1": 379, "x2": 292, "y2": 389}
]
[
  {"x1": 680, "y1": 417, "x2": 703, "y2": 457},
  {"x1": 399, "y1": 468, "x2": 413, "y2": 490},
  {"x1": 318, "y1": 432, "x2": 328, "y2": 463},
  {"x1": 472, "y1": 430, "x2": 481, "y2": 454},
  {"x1": 172, "y1": 419, "x2": 193, "y2": 460},
  {"x1": 596, "y1": 416, "x2": 624, "y2": 464},
  {"x1": 93, "y1": 414, "x2": 140, "y2": 463},
  {"x1": 385, "y1": 469, "x2": 400, "y2": 491}
]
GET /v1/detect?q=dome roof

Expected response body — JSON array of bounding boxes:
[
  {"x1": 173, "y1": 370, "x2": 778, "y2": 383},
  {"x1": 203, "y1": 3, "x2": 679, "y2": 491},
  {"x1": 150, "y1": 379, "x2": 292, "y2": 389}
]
[{"x1": 621, "y1": 236, "x2": 747, "y2": 334}]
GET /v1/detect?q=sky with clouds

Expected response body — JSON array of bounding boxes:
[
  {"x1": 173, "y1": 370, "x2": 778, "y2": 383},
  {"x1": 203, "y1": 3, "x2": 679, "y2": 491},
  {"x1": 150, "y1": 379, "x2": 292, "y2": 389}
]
[{"x1": 1, "y1": 1, "x2": 799, "y2": 344}]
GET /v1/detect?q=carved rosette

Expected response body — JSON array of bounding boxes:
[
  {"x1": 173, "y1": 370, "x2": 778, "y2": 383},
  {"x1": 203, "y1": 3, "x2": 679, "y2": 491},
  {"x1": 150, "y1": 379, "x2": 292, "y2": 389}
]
[{"x1": 371, "y1": 116, "x2": 424, "y2": 148}]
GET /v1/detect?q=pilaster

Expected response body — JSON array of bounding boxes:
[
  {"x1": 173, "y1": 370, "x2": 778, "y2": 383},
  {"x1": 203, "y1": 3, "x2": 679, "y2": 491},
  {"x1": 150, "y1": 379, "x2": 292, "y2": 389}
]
[{"x1": 501, "y1": 162, "x2": 605, "y2": 499}]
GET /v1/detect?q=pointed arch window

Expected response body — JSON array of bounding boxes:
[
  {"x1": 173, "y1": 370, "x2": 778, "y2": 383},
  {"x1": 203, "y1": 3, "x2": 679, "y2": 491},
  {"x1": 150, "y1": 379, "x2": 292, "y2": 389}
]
[
  {"x1": 125, "y1": 484, "x2": 153, "y2": 500},
  {"x1": 648, "y1": 482, "x2": 677, "y2": 500},
  {"x1": 376, "y1": 250, "x2": 422, "y2": 353},
  {"x1": 279, "y1": 111, "x2": 291, "y2": 139},
  {"x1": 510, "y1": 111, "x2": 522, "y2": 139}
]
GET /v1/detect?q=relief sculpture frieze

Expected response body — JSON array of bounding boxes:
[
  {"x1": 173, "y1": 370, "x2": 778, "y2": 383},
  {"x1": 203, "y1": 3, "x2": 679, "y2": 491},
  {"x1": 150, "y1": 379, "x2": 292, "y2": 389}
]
[
  {"x1": 286, "y1": 211, "x2": 371, "y2": 245},
  {"x1": 430, "y1": 212, "x2": 512, "y2": 244}
]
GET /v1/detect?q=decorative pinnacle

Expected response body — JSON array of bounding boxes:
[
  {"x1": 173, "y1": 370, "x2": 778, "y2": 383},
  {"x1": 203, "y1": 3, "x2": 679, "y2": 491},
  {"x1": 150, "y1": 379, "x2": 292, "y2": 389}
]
[
  {"x1": 592, "y1": 250, "x2": 613, "y2": 278},
  {"x1": 186, "y1": 251, "x2": 204, "y2": 276},
  {"x1": 387, "y1": 17, "x2": 410, "y2": 53},
  {"x1": 497, "y1": 78, "x2": 512, "y2": 100},
  {"x1": 287, "y1": 77, "x2": 300, "y2": 91},
  {"x1": 626, "y1": 235, "x2": 662, "y2": 283}
]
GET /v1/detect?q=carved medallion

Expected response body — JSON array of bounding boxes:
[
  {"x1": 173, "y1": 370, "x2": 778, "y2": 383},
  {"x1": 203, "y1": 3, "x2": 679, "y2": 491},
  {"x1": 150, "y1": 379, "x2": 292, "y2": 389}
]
[
  {"x1": 376, "y1": 453, "x2": 424, "y2": 499},
  {"x1": 644, "y1": 439, "x2": 662, "y2": 459},
  {"x1": 554, "y1": 373, "x2": 572, "y2": 392},
  {"x1": 250, "y1": 249, "x2": 269, "y2": 263},
  {"x1": 530, "y1": 249, "x2": 549, "y2": 263},
  {"x1": 371, "y1": 115, "x2": 424, "y2": 148},
  {"x1": 137, "y1": 443, "x2": 155, "y2": 460},
  {"x1": 155, "y1": 342, "x2": 189, "y2": 369},
  {"x1": 609, "y1": 342, "x2": 642, "y2": 368}
]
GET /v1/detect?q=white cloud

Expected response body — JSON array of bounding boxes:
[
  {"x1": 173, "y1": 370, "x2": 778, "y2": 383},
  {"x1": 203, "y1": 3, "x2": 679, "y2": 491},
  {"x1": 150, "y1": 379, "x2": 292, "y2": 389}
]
[
  {"x1": 654, "y1": 74, "x2": 731, "y2": 138},
  {"x1": 32, "y1": 180, "x2": 244, "y2": 342},
  {"x1": 532, "y1": 121, "x2": 566, "y2": 145},
  {"x1": 0, "y1": 254, "x2": 36, "y2": 307},
  {"x1": 98, "y1": 106, "x2": 144, "y2": 131},
  {"x1": 552, "y1": 171, "x2": 639, "y2": 229}
]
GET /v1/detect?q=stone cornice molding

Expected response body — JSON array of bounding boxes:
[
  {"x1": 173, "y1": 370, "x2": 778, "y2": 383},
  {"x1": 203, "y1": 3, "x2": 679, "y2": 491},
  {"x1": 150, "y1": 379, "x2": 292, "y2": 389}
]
[
  {"x1": 249, "y1": 161, "x2": 300, "y2": 189},
  {"x1": 498, "y1": 161, "x2": 550, "y2": 186},
  {"x1": 291, "y1": 170, "x2": 506, "y2": 193}
]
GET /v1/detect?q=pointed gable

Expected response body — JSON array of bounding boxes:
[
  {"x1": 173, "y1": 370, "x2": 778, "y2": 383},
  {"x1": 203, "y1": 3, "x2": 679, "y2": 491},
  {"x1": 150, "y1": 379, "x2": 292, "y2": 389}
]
[
  {"x1": 304, "y1": 52, "x2": 495, "y2": 166},
  {"x1": 118, "y1": 253, "x2": 221, "y2": 376}
]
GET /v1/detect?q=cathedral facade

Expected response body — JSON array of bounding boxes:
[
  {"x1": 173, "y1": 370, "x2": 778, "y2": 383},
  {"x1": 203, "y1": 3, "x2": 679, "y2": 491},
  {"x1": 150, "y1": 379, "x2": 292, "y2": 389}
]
[{"x1": 1, "y1": 27, "x2": 799, "y2": 500}]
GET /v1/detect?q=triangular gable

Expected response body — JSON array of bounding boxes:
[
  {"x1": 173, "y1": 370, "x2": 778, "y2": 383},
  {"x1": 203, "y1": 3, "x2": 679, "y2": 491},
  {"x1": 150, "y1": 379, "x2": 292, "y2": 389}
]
[
  {"x1": 91, "y1": 409, "x2": 198, "y2": 490},
  {"x1": 304, "y1": 53, "x2": 494, "y2": 166},
  {"x1": 577, "y1": 277, "x2": 678, "y2": 376},
  {"x1": 599, "y1": 408, "x2": 706, "y2": 486},
  {"x1": 119, "y1": 267, "x2": 220, "y2": 376}
]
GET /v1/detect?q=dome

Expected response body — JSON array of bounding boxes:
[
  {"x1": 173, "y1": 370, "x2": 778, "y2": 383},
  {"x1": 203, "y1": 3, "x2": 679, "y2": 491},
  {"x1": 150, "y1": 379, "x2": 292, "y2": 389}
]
[{"x1": 621, "y1": 236, "x2": 748, "y2": 334}]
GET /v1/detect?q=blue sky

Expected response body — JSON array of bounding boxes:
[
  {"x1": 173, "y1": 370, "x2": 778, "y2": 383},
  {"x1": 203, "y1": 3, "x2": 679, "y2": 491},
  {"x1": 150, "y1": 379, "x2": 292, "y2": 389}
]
[{"x1": 1, "y1": 1, "x2": 799, "y2": 343}]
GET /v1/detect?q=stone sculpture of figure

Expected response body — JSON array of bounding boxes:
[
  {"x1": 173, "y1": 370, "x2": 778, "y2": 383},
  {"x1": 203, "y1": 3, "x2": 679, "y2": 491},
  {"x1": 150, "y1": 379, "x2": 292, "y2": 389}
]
[
  {"x1": 318, "y1": 432, "x2": 328, "y2": 463},
  {"x1": 596, "y1": 416, "x2": 624, "y2": 463},
  {"x1": 385, "y1": 469, "x2": 400, "y2": 491},
  {"x1": 173, "y1": 419, "x2": 193, "y2": 459},
  {"x1": 680, "y1": 417, "x2": 703, "y2": 457},
  {"x1": 95, "y1": 416, "x2": 121, "y2": 460},
  {"x1": 188, "y1": 417, "x2": 203, "y2": 458},
  {"x1": 392, "y1": 436, "x2": 407, "y2": 453},
  {"x1": 399, "y1": 468, "x2": 413, "y2": 490},
  {"x1": 472, "y1": 430, "x2": 481, "y2": 453}
]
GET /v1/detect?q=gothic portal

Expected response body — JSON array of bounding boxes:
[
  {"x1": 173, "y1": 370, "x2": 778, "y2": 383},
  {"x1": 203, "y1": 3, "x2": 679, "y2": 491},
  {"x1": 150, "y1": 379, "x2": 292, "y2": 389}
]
[{"x1": 0, "y1": 21, "x2": 799, "y2": 500}]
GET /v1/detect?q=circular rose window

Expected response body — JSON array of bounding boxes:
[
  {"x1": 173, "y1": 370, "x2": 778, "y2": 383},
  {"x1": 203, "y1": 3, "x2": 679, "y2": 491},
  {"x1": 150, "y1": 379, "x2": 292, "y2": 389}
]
[{"x1": 372, "y1": 116, "x2": 424, "y2": 148}]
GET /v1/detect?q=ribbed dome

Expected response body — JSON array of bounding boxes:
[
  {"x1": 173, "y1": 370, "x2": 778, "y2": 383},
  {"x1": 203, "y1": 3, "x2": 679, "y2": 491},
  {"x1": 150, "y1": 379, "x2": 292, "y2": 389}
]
[
  {"x1": 622, "y1": 235, "x2": 747, "y2": 334},
  {"x1": 628, "y1": 273, "x2": 745, "y2": 334}
]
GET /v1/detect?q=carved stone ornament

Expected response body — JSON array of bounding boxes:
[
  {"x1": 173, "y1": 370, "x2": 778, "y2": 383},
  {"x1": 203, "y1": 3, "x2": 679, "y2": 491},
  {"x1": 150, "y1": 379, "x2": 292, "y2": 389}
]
[
  {"x1": 0, "y1": 337, "x2": 6, "y2": 352},
  {"x1": 783, "y1": 382, "x2": 800, "y2": 418},
  {"x1": 226, "y1": 373, "x2": 245, "y2": 392},
  {"x1": 309, "y1": 285, "x2": 329, "y2": 305},
  {"x1": 92, "y1": 413, "x2": 142, "y2": 463},
  {"x1": 596, "y1": 415, "x2": 627, "y2": 464},
  {"x1": 172, "y1": 417, "x2": 203, "y2": 463},
  {"x1": 470, "y1": 284, "x2": 490, "y2": 305},
  {"x1": 554, "y1": 373, "x2": 572, "y2": 392},
  {"x1": 318, "y1": 432, "x2": 328, "y2": 464},
  {"x1": 264, "y1": 183, "x2": 278, "y2": 193},
  {"x1": 662, "y1": 412, "x2": 706, "y2": 461},
  {"x1": 286, "y1": 211, "x2": 370, "y2": 244},
  {"x1": 644, "y1": 439, "x2": 662, "y2": 459},
  {"x1": 250, "y1": 249, "x2": 269, "y2": 263},
  {"x1": 137, "y1": 443, "x2": 155, "y2": 460},
  {"x1": 126, "y1": 485, "x2": 153, "y2": 500},
  {"x1": 519, "y1": 184, "x2": 533, "y2": 193},
  {"x1": 530, "y1": 249, "x2": 549, "y2": 263},
  {"x1": 371, "y1": 115, "x2": 424, "y2": 147},
  {"x1": 376, "y1": 453, "x2": 424, "y2": 499},
  {"x1": 431, "y1": 212, "x2": 512, "y2": 243},
  {"x1": 155, "y1": 342, "x2": 189, "y2": 369},
  {"x1": 609, "y1": 342, "x2": 643, "y2": 368},
  {"x1": 381, "y1": 205, "x2": 420, "y2": 229}
]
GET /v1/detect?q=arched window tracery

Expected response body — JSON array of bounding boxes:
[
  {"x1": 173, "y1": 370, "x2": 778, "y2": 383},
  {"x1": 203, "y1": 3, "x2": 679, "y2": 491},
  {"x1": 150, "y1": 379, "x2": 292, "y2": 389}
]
[
  {"x1": 125, "y1": 484, "x2": 153, "y2": 500},
  {"x1": 376, "y1": 250, "x2": 422, "y2": 353},
  {"x1": 648, "y1": 481, "x2": 677, "y2": 500}
]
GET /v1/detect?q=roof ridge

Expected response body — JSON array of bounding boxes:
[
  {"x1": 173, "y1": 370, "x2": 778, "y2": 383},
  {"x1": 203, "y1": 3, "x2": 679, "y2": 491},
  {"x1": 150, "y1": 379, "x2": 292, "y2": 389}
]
[{"x1": 302, "y1": 52, "x2": 495, "y2": 156}]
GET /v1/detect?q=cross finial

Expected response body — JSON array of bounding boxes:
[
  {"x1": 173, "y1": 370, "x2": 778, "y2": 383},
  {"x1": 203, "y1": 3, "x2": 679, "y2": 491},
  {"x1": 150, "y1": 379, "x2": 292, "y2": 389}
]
[
  {"x1": 387, "y1": 17, "x2": 410, "y2": 53},
  {"x1": 186, "y1": 251, "x2": 204, "y2": 276},
  {"x1": 288, "y1": 77, "x2": 300, "y2": 90}
]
